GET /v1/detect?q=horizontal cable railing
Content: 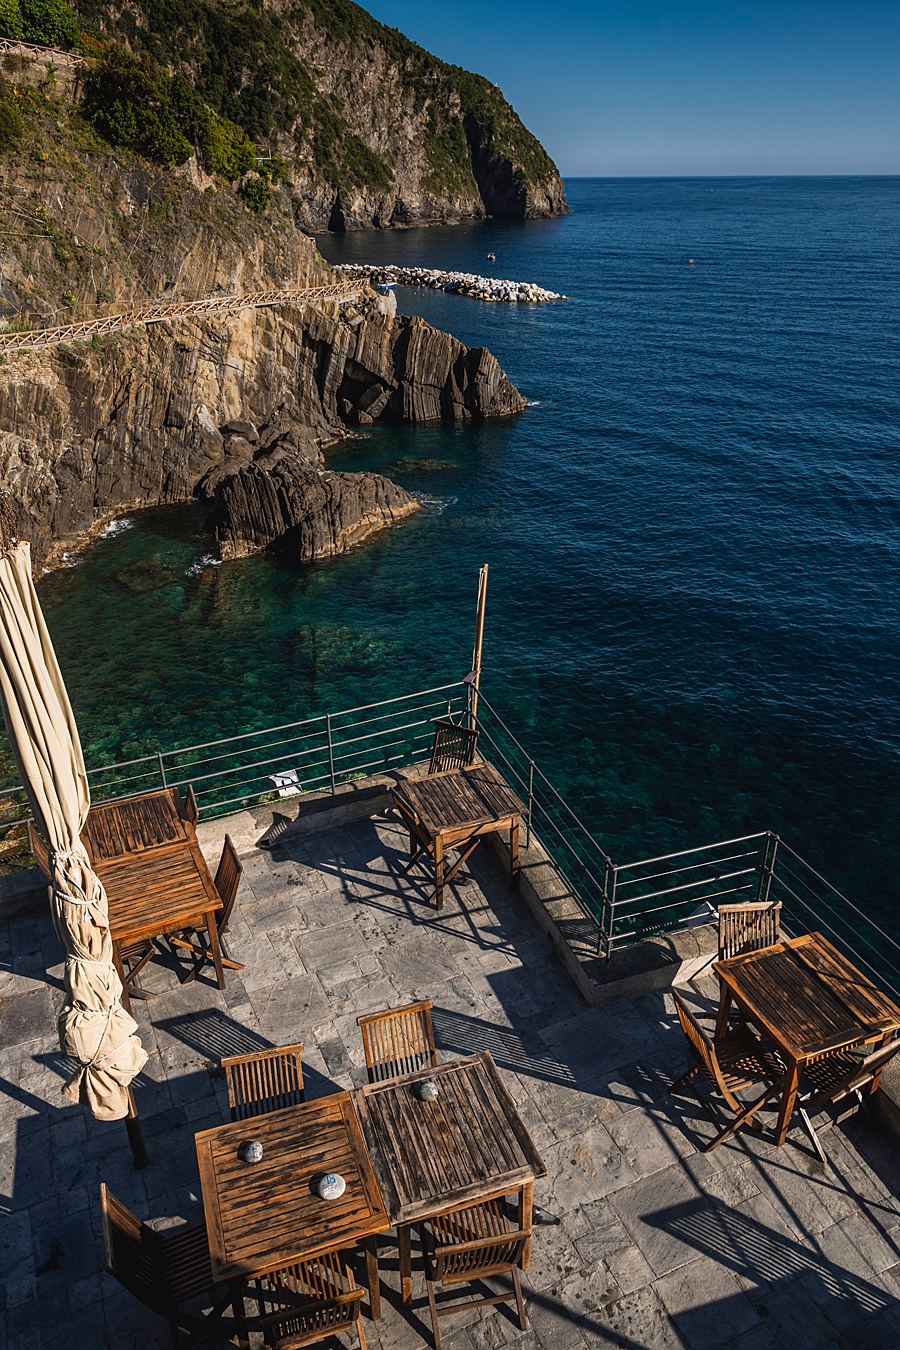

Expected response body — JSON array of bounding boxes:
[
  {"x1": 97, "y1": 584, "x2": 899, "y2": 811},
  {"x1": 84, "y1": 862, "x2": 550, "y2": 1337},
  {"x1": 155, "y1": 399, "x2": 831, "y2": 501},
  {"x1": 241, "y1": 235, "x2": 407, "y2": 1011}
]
[
  {"x1": 3, "y1": 675, "x2": 898, "y2": 1003},
  {"x1": 471, "y1": 691, "x2": 612, "y2": 928}
]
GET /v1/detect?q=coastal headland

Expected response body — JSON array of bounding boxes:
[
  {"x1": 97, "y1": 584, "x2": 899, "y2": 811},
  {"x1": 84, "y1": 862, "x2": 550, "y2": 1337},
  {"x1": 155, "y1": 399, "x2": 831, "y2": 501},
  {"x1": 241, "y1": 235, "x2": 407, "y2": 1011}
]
[{"x1": 0, "y1": 4, "x2": 558, "y2": 572}]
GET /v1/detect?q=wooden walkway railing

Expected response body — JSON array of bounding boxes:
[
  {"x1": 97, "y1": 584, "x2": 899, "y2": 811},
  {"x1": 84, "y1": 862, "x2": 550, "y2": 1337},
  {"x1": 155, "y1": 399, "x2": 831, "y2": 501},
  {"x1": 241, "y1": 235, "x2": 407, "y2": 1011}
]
[{"x1": 0, "y1": 281, "x2": 367, "y2": 353}]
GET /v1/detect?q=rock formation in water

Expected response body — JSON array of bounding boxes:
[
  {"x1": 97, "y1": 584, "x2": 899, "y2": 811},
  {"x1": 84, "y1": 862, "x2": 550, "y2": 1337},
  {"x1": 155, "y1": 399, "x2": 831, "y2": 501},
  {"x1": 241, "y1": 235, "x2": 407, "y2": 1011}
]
[
  {"x1": 201, "y1": 454, "x2": 419, "y2": 561},
  {"x1": 0, "y1": 295, "x2": 525, "y2": 570}
]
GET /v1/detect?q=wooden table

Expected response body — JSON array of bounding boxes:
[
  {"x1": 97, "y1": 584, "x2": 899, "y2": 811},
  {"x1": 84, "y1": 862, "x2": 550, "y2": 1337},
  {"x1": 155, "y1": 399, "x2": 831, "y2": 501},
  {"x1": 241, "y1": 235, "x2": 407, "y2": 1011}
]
[
  {"x1": 195, "y1": 1091, "x2": 389, "y2": 1348},
  {"x1": 714, "y1": 931, "x2": 900, "y2": 1145},
  {"x1": 391, "y1": 763, "x2": 524, "y2": 909},
  {"x1": 353, "y1": 1050, "x2": 547, "y2": 1308},
  {"x1": 85, "y1": 788, "x2": 225, "y2": 1011},
  {"x1": 83, "y1": 786, "x2": 194, "y2": 859}
]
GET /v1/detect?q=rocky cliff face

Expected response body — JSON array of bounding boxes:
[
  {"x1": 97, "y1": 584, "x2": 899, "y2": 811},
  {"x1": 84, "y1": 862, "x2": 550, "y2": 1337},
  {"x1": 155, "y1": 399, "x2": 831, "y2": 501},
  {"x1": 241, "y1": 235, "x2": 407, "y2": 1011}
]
[
  {"x1": 0, "y1": 295, "x2": 526, "y2": 569},
  {"x1": 71, "y1": 0, "x2": 568, "y2": 230}
]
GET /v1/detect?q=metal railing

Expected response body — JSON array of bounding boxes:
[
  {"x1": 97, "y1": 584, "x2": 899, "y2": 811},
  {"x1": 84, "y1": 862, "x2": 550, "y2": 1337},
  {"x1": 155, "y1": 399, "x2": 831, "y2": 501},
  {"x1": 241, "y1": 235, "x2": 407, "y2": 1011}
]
[
  {"x1": 2, "y1": 675, "x2": 898, "y2": 1004},
  {"x1": 0, "y1": 682, "x2": 468, "y2": 852}
]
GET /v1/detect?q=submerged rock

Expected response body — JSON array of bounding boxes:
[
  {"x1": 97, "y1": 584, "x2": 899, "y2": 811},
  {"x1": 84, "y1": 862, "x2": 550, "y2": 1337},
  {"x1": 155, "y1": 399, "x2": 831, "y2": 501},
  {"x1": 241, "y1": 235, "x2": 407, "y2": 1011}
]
[{"x1": 201, "y1": 453, "x2": 420, "y2": 562}]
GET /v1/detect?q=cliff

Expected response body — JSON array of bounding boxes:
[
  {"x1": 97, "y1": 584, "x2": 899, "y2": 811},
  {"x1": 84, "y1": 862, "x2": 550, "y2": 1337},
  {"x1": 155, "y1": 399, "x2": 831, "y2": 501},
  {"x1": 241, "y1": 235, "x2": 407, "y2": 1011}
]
[
  {"x1": 0, "y1": 294, "x2": 526, "y2": 569},
  {"x1": 0, "y1": 0, "x2": 567, "y2": 230}
]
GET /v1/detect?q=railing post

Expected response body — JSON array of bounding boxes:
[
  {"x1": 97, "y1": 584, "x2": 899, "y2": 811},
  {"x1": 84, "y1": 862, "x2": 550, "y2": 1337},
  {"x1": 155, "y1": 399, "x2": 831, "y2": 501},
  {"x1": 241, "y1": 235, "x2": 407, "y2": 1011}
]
[
  {"x1": 525, "y1": 759, "x2": 534, "y2": 850},
  {"x1": 756, "y1": 832, "x2": 778, "y2": 904},
  {"x1": 157, "y1": 751, "x2": 167, "y2": 789},
  {"x1": 326, "y1": 714, "x2": 336, "y2": 794}
]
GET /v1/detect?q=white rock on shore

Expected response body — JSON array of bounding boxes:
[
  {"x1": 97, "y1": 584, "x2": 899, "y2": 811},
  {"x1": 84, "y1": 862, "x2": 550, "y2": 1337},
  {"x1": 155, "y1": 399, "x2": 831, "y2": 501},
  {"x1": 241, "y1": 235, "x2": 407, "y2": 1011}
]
[{"x1": 335, "y1": 263, "x2": 567, "y2": 304}]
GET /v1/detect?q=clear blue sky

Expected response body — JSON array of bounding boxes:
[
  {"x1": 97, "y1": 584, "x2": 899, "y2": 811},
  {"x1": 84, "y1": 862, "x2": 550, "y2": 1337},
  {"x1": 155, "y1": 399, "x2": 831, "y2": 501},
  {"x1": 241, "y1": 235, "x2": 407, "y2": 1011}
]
[{"x1": 363, "y1": 1, "x2": 900, "y2": 176}]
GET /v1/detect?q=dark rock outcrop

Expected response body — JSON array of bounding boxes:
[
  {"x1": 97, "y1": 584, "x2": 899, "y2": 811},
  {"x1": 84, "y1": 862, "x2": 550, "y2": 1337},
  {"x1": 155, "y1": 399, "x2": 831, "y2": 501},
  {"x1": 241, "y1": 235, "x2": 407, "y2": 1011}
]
[
  {"x1": 201, "y1": 454, "x2": 419, "y2": 562},
  {"x1": 0, "y1": 298, "x2": 526, "y2": 570}
]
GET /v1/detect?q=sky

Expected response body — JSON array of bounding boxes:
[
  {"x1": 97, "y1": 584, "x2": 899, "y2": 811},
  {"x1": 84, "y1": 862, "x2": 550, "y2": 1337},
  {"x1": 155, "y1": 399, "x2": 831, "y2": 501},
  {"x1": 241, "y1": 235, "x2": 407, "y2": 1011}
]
[{"x1": 363, "y1": 1, "x2": 900, "y2": 176}]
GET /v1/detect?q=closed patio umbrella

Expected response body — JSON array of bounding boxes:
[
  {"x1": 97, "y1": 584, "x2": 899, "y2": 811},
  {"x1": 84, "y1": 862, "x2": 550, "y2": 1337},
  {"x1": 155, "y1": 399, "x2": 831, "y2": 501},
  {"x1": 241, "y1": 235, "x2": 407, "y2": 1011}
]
[{"x1": 0, "y1": 520, "x2": 147, "y2": 1138}]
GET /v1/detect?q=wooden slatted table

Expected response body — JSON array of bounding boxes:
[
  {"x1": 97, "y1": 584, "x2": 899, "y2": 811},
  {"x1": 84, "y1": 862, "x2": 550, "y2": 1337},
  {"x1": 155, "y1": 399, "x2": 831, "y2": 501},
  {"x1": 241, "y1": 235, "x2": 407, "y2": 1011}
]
[
  {"x1": 83, "y1": 786, "x2": 193, "y2": 859},
  {"x1": 195, "y1": 1092, "x2": 389, "y2": 1348},
  {"x1": 714, "y1": 931, "x2": 900, "y2": 1145},
  {"x1": 391, "y1": 763, "x2": 524, "y2": 909},
  {"x1": 85, "y1": 788, "x2": 225, "y2": 1010},
  {"x1": 353, "y1": 1050, "x2": 547, "y2": 1307}
]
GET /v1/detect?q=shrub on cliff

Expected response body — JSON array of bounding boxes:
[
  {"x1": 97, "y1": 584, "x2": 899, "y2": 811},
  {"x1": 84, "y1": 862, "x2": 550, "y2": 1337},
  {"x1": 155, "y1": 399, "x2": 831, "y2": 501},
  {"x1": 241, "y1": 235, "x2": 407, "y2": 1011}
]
[
  {"x1": 19, "y1": 0, "x2": 77, "y2": 45},
  {"x1": 0, "y1": 0, "x2": 23, "y2": 40},
  {"x1": 0, "y1": 94, "x2": 23, "y2": 151}
]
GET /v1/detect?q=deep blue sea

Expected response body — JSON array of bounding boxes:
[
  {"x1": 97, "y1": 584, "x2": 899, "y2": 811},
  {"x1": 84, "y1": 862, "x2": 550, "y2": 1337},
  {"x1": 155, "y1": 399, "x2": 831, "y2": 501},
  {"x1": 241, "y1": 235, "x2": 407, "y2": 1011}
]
[{"x1": 33, "y1": 178, "x2": 900, "y2": 904}]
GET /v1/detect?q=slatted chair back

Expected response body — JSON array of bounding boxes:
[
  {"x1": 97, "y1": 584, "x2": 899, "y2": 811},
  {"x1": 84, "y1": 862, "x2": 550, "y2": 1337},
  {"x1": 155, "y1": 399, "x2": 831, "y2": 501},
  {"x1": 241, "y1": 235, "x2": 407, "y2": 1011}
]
[
  {"x1": 429, "y1": 1199, "x2": 530, "y2": 1285},
  {"x1": 221, "y1": 1042, "x2": 306, "y2": 1121},
  {"x1": 100, "y1": 1183, "x2": 213, "y2": 1316},
  {"x1": 422, "y1": 1195, "x2": 530, "y2": 1349},
  {"x1": 798, "y1": 1036, "x2": 900, "y2": 1163},
  {"x1": 27, "y1": 819, "x2": 50, "y2": 880},
  {"x1": 183, "y1": 784, "x2": 199, "y2": 827},
  {"x1": 357, "y1": 1000, "x2": 436, "y2": 1083},
  {"x1": 214, "y1": 834, "x2": 243, "y2": 926},
  {"x1": 258, "y1": 1250, "x2": 367, "y2": 1350},
  {"x1": 428, "y1": 719, "x2": 479, "y2": 775},
  {"x1": 718, "y1": 901, "x2": 782, "y2": 962}
]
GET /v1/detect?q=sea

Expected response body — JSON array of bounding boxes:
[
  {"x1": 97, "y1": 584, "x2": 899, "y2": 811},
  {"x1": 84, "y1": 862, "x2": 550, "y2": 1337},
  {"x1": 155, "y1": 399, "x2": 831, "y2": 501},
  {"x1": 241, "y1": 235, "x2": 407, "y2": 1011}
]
[{"x1": 32, "y1": 178, "x2": 900, "y2": 909}]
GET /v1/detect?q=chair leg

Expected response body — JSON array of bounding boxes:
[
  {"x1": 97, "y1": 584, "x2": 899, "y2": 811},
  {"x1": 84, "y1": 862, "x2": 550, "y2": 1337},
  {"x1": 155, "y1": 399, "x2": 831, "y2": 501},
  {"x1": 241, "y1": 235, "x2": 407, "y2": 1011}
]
[
  {"x1": 356, "y1": 1307, "x2": 368, "y2": 1350},
  {"x1": 512, "y1": 1266, "x2": 527, "y2": 1331},
  {"x1": 704, "y1": 1083, "x2": 781, "y2": 1152},
  {"x1": 798, "y1": 1107, "x2": 829, "y2": 1166},
  {"x1": 669, "y1": 1065, "x2": 699, "y2": 1095},
  {"x1": 426, "y1": 1275, "x2": 442, "y2": 1350}
]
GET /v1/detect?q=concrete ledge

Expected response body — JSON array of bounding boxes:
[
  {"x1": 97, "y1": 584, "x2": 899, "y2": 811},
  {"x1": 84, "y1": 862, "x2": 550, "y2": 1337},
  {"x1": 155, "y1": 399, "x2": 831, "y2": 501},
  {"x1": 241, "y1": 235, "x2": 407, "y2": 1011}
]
[
  {"x1": 870, "y1": 1056, "x2": 900, "y2": 1148},
  {"x1": 488, "y1": 828, "x2": 718, "y2": 1007}
]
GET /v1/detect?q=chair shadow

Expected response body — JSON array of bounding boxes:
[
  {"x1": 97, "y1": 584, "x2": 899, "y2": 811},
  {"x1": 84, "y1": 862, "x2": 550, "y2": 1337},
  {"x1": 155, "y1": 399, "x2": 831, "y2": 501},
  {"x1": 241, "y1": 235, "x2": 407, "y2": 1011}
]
[{"x1": 647, "y1": 1197, "x2": 896, "y2": 1319}]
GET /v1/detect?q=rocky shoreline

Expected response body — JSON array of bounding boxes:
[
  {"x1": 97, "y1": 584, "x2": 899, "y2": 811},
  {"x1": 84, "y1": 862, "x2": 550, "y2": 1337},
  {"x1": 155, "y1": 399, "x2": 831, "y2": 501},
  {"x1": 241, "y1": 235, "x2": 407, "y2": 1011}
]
[{"x1": 335, "y1": 264, "x2": 567, "y2": 304}]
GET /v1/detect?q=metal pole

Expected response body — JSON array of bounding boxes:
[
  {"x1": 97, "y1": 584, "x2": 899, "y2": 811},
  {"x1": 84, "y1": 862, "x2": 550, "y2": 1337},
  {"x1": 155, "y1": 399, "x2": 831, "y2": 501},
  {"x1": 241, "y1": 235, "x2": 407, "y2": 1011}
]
[
  {"x1": 326, "y1": 714, "x2": 336, "y2": 794},
  {"x1": 469, "y1": 563, "x2": 488, "y2": 729},
  {"x1": 125, "y1": 1087, "x2": 150, "y2": 1169},
  {"x1": 526, "y1": 759, "x2": 534, "y2": 850},
  {"x1": 157, "y1": 751, "x2": 167, "y2": 789}
]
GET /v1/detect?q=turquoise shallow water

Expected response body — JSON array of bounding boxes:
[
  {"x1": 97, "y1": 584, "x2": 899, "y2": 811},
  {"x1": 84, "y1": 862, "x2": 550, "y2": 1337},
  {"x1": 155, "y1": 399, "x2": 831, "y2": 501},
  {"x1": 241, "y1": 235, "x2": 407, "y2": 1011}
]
[{"x1": 28, "y1": 178, "x2": 900, "y2": 908}]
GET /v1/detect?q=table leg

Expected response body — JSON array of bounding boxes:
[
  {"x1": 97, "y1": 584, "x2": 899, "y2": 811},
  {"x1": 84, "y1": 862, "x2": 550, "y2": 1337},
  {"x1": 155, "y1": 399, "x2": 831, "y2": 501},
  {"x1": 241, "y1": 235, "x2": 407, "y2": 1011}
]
[
  {"x1": 398, "y1": 1223, "x2": 413, "y2": 1304},
  {"x1": 714, "y1": 982, "x2": 733, "y2": 1040},
  {"x1": 519, "y1": 1180, "x2": 534, "y2": 1268},
  {"x1": 774, "y1": 1057, "x2": 801, "y2": 1146},
  {"x1": 206, "y1": 911, "x2": 227, "y2": 991},
  {"x1": 363, "y1": 1234, "x2": 381, "y2": 1320},
  {"x1": 510, "y1": 819, "x2": 520, "y2": 887},
  {"x1": 112, "y1": 941, "x2": 132, "y2": 1015},
  {"x1": 434, "y1": 837, "x2": 444, "y2": 911},
  {"x1": 229, "y1": 1277, "x2": 250, "y2": 1350}
]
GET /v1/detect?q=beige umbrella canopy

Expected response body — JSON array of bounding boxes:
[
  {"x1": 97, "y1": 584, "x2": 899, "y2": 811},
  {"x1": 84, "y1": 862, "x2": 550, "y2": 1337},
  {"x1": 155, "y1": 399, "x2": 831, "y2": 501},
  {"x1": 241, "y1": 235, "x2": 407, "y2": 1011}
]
[{"x1": 0, "y1": 525, "x2": 146, "y2": 1122}]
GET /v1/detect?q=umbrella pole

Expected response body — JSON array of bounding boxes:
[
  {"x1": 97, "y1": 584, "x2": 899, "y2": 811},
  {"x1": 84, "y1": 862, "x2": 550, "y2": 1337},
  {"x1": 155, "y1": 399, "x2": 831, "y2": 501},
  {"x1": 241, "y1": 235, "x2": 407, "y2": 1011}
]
[{"x1": 125, "y1": 1087, "x2": 151, "y2": 1169}]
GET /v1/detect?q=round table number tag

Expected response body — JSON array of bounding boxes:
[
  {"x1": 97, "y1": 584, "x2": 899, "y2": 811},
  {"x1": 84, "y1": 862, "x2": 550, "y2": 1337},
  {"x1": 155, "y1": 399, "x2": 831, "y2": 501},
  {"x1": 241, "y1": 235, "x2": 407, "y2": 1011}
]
[
  {"x1": 239, "y1": 1140, "x2": 264, "y2": 1164},
  {"x1": 318, "y1": 1172, "x2": 346, "y2": 1200}
]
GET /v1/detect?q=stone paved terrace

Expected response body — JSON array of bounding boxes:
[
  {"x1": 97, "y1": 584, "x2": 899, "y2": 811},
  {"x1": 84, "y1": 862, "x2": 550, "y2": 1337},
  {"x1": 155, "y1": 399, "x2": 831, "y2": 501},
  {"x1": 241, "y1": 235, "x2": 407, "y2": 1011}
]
[{"x1": 2, "y1": 807, "x2": 900, "y2": 1350}]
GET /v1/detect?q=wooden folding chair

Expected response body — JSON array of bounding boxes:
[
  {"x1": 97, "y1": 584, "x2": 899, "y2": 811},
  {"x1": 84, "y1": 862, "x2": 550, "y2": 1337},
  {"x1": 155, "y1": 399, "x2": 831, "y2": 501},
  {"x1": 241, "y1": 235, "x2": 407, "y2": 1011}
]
[
  {"x1": 255, "y1": 1249, "x2": 367, "y2": 1350},
  {"x1": 695, "y1": 899, "x2": 783, "y2": 981},
  {"x1": 670, "y1": 991, "x2": 785, "y2": 1150},
  {"x1": 428, "y1": 720, "x2": 479, "y2": 775},
  {"x1": 419, "y1": 1195, "x2": 529, "y2": 1350},
  {"x1": 169, "y1": 834, "x2": 245, "y2": 981},
  {"x1": 100, "y1": 1183, "x2": 232, "y2": 1349},
  {"x1": 357, "y1": 1000, "x2": 436, "y2": 1083},
  {"x1": 797, "y1": 1036, "x2": 900, "y2": 1164},
  {"x1": 26, "y1": 819, "x2": 50, "y2": 879},
  {"x1": 718, "y1": 900, "x2": 783, "y2": 961},
  {"x1": 221, "y1": 1042, "x2": 305, "y2": 1120}
]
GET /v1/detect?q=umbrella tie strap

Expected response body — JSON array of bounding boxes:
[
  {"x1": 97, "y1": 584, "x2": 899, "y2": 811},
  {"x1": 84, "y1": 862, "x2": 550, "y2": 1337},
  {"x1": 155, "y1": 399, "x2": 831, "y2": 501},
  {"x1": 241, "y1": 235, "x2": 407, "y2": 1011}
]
[
  {"x1": 82, "y1": 1032, "x2": 133, "y2": 1069},
  {"x1": 69, "y1": 955, "x2": 117, "y2": 966}
]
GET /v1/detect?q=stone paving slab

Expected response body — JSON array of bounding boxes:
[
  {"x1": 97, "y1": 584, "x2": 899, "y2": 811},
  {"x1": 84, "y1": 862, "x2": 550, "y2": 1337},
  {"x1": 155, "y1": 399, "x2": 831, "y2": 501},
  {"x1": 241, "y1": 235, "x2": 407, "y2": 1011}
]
[{"x1": 1, "y1": 810, "x2": 900, "y2": 1348}]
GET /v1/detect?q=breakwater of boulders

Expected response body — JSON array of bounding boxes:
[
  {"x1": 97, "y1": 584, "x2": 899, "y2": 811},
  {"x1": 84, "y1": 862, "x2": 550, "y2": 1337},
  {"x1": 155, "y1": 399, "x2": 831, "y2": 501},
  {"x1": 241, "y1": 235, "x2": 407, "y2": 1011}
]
[{"x1": 334, "y1": 263, "x2": 567, "y2": 304}]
